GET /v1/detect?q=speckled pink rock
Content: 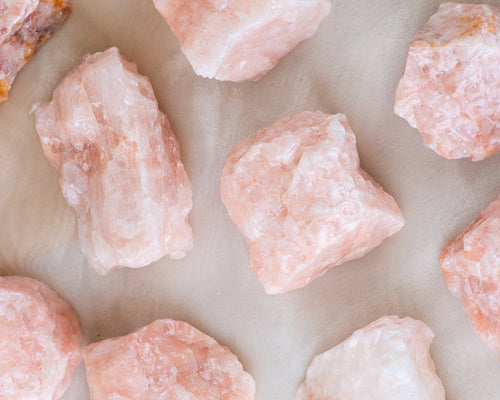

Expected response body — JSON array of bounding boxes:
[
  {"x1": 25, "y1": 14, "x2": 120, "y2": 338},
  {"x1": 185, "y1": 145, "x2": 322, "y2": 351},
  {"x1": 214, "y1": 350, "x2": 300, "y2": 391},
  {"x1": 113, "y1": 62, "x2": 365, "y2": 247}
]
[
  {"x1": 296, "y1": 316, "x2": 445, "y2": 400},
  {"x1": 35, "y1": 47, "x2": 193, "y2": 275},
  {"x1": 395, "y1": 2, "x2": 500, "y2": 161},
  {"x1": 440, "y1": 195, "x2": 500, "y2": 358},
  {"x1": 220, "y1": 111, "x2": 405, "y2": 294},
  {"x1": 0, "y1": 0, "x2": 72, "y2": 103},
  {"x1": 83, "y1": 319, "x2": 256, "y2": 400},
  {"x1": 0, "y1": 276, "x2": 82, "y2": 400},
  {"x1": 153, "y1": 0, "x2": 331, "y2": 82},
  {"x1": 0, "y1": 0, "x2": 39, "y2": 42}
]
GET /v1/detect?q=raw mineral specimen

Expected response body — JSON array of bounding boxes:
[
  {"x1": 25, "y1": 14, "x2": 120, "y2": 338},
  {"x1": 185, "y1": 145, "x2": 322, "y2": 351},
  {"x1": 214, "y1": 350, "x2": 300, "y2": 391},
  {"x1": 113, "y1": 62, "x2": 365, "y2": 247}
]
[
  {"x1": 0, "y1": 276, "x2": 82, "y2": 400},
  {"x1": 440, "y1": 195, "x2": 500, "y2": 358},
  {"x1": 153, "y1": 0, "x2": 331, "y2": 82},
  {"x1": 220, "y1": 111, "x2": 405, "y2": 294},
  {"x1": 0, "y1": 0, "x2": 72, "y2": 103},
  {"x1": 83, "y1": 319, "x2": 256, "y2": 400},
  {"x1": 395, "y1": 2, "x2": 500, "y2": 161},
  {"x1": 35, "y1": 47, "x2": 193, "y2": 275},
  {"x1": 296, "y1": 316, "x2": 446, "y2": 400},
  {"x1": 0, "y1": 0, "x2": 39, "y2": 42}
]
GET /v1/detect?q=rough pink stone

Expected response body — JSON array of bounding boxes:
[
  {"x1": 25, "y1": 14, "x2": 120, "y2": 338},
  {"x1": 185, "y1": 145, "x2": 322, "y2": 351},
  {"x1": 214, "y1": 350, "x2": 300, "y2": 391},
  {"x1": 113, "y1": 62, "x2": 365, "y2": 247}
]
[
  {"x1": 153, "y1": 0, "x2": 331, "y2": 82},
  {"x1": 0, "y1": 0, "x2": 72, "y2": 103},
  {"x1": 440, "y1": 195, "x2": 500, "y2": 358},
  {"x1": 0, "y1": 0, "x2": 39, "y2": 42},
  {"x1": 83, "y1": 319, "x2": 256, "y2": 400},
  {"x1": 35, "y1": 47, "x2": 193, "y2": 275},
  {"x1": 220, "y1": 111, "x2": 405, "y2": 294},
  {"x1": 395, "y1": 2, "x2": 500, "y2": 161},
  {"x1": 296, "y1": 316, "x2": 445, "y2": 400},
  {"x1": 0, "y1": 276, "x2": 82, "y2": 400}
]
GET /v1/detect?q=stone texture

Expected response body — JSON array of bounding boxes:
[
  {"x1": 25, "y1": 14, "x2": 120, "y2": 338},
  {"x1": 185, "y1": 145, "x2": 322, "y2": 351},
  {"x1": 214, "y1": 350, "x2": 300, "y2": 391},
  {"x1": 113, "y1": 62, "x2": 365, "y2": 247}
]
[
  {"x1": 0, "y1": 0, "x2": 72, "y2": 103},
  {"x1": 395, "y1": 2, "x2": 500, "y2": 161},
  {"x1": 35, "y1": 47, "x2": 193, "y2": 275},
  {"x1": 0, "y1": 276, "x2": 82, "y2": 400},
  {"x1": 296, "y1": 316, "x2": 445, "y2": 400},
  {"x1": 440, "y1": 195, "x2": 500, "y2": 358},
  {"x1": 0, "y1": 0, "x2": 39, "y2": 42},
  {"x1": 220, "y1": 111, "x2": 404, "y2": 294},
  {"x1": 83, "y1": 319, "x2": 256, "y2": 400},
  {"x1": 153, "y1": 0, "x2": 331, "y2": 82}
]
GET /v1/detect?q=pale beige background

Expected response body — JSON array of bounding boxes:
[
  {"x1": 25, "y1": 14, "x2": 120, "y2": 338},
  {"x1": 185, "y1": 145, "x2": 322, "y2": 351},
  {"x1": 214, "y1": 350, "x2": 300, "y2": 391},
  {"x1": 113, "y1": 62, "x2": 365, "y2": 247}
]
[{"x1": 1, "y1": 0, "x2": 500, "y2": 399}]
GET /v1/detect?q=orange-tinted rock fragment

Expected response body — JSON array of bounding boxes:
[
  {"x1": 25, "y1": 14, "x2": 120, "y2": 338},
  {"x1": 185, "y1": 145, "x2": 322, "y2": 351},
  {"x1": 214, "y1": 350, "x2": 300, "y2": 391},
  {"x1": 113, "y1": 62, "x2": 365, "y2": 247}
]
[
  {"x1": 0, "y1": 276, "x2": 81, "y2": 400},
  {"x1": 83, "y1": 319, "x2": 255, "y2": 400},
  {"x1": 0, "y1": 0, "x2": 71, "y2": 103}
]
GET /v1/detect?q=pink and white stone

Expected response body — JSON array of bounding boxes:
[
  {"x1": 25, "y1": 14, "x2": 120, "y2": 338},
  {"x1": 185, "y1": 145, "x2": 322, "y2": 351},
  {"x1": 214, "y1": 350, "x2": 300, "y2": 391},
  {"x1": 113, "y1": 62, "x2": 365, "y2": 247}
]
[
  {"x1": 220, "y1": 111, "x2": 404, "y2": 294},
  {"x1": 0, "y1": 276, "x2": 82, "y2": 400},
  {"x1": 0, "y1": 0, "x2": 72, "y2": 103},
  {"x1": 440, "y1": 195, "x2": 500, "y2": 358},
  {"x1": 0, "y1": 0, "x2": 39, "y2": 42},
  {"x1": 153, "y1": 0, "x2": 331, "y2": 82},
  {"x1": 395, "y1": 2, "x2": 500, "y2": 161},
  {"x1": 83, "y1": 319, "x2": 256, "y2": 400},
  {"x1": 296, "y1": 316, "x2": 446, "y2": 400},
  {"x1": 35, "y1": 47, "x2": 193, "y2": 275}
]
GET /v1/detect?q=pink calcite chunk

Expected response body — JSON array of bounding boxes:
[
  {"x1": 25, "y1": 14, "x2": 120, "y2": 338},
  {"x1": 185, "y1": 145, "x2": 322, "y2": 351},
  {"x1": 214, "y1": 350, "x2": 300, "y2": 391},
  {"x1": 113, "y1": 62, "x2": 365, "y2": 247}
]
[
  {"x1": 0, "y1": 0, "x2": 72, "y2": 103},
  {"x1": 220, "y1": 111, "x2": 405, "y2": 294},
  {"x1": 153, "y1": 0, "x2": 331, "y2": 82},
  {"x1": 296, "y1": 316, "x2": 446, "y2": 400},
  {"x1": 440, "y1": 195, "x2": 500, "y2": 358},
  {"x1": 0, "y1": 276, "x2": 82, "y2": 400},
  {"x1": 35, "y1": 47, "x2": 193, "y2": 275},
  {"x1": 0, "y1": 0, "x2": 39, "y2": 42},
  {"x1": 83, "y1": 319, "x2": 256, "y2": 400},
  {"x1": 395, "y1": 2, "x2": 500, "y2": 161}
]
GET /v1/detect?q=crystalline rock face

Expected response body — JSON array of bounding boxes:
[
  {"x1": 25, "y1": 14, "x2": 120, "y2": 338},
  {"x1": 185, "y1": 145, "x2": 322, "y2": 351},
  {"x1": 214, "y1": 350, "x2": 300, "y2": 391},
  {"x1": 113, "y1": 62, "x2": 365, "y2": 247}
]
[
  {"x1": 35, "y1": 47, "x2": 193, "y2": 275},
  {"x1": 395, "y1": 2, "x2": 500, "y2": 161},
  {"x1": 83, "y1": 318, "x2": 256, "y2": 400},
  {"x1": 220, "y1": 111, "x2": 404, "y2": 294},
  {"x1": 0, "y1": 0, "x2": 72, "y2": 102},
  {"x1": 296, "y1": 316, "x2": 446, "y2": 400},
  {"x1": 440, "y1": 195, "x2": 500, "y2": 359},
  {"x1": 0, "y1": 276, "x2": 82, "y2": 400},
  {"x1": 153, "y1": 0, "x2": 331, "y2": 82}
]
